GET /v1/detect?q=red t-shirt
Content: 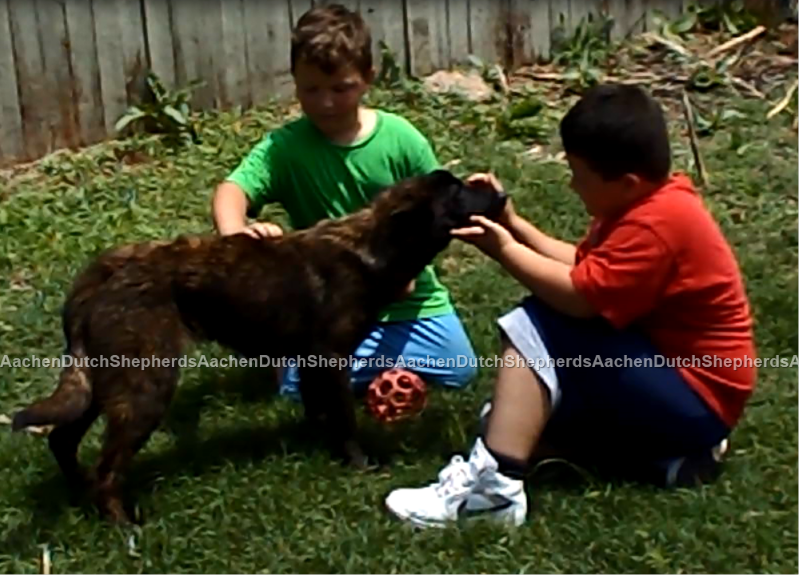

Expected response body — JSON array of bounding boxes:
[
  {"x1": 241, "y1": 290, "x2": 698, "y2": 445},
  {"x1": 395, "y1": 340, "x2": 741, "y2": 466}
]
[{"x1": 570, "y1": 173, "x2": 756, "y2": 427}]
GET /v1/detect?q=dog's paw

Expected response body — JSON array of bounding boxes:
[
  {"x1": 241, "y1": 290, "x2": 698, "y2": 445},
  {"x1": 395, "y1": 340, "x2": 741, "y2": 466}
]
[{"x1": 343, "y1": 440, "x2": 371, "y2": 471}]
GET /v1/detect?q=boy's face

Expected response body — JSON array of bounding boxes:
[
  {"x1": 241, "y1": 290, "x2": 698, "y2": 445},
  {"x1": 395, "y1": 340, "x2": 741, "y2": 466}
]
[
  {"x1": 566, "y1": 154, "x2": 642, "y2": 218},
  {"x1": 293, "y1": 58, "x2": 373, "y2": 137}
]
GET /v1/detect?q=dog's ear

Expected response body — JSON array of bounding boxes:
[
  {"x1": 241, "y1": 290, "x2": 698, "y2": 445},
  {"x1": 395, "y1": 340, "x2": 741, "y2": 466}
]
[{"x1": 383, "y1": 170, "x2": 466, "y2": 244}]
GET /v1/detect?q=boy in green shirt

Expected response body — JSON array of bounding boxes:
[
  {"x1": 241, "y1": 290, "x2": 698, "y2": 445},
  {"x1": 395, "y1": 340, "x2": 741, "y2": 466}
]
[{"x1": 212, "y1": 4, "x2": 477, "y2": 396}]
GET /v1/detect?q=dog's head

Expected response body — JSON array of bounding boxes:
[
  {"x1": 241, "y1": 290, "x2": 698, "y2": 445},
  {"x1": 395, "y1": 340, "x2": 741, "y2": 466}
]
[
  {"x1": 427, "y1": 169, "x2": 509, "y2": 231},
  {"x1": 376, "y1": 170, "x2": 508, "y2": 244}
]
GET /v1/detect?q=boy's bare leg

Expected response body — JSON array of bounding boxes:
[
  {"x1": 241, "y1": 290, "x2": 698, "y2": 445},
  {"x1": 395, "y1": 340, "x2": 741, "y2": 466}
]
[{"x1": 484, "y1": 338, "x2": 552, "y2": 462}]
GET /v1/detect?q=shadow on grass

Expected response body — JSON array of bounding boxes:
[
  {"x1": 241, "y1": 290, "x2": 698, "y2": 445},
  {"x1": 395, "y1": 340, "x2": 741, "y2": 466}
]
[{"x1": 5, "y1": 363, "x2": 469, "y2": 538}]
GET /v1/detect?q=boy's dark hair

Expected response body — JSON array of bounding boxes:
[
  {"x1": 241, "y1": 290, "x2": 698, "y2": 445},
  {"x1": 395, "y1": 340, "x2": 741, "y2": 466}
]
[
  {"x1": 290, "y1": 4, "x2": 373, "y2": 77},
  {"x1": 559, "y1": 84, "x2": 671, "y2": 182}
]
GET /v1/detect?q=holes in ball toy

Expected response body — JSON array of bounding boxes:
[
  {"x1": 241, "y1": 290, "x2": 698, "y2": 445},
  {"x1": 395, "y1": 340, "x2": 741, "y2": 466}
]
[
  {"x1": 379, "y1": 379, "x2": 393, "y2": 395},
  {"x1": 397, "y1": 375, "x2": 413, "y2": 389}
]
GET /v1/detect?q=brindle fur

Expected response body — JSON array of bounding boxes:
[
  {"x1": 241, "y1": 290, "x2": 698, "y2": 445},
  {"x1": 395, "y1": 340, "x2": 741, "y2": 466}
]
[{"x1": 12, "y1": 170, "x2": 506, "y2": 523}]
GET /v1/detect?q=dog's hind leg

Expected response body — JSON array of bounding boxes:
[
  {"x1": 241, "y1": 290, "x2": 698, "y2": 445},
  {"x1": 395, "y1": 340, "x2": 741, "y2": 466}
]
[
  {"x1": 48, "y1": 402, "x2": 100, "y2": 493},
  {"x1": 91, "y1": 368, "x2": 177, "y2": 523}
]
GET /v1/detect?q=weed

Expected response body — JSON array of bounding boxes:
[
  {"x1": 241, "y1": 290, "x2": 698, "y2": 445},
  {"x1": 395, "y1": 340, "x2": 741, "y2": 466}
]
[
  {"x1": 652, "y1": 0, "x2": 761, "y2": 38},
  {"x1": 115, "y1": 72, "x2": 205, "y2": 146},
  {"x1": 551, "y1": 13, "x2": 615, "y2": 91}
]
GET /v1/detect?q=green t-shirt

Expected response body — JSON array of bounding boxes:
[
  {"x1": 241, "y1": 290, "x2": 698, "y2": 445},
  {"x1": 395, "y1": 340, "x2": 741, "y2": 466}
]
[{"x1": 225, "y1": 110, "x2": 454, "y2": 323}]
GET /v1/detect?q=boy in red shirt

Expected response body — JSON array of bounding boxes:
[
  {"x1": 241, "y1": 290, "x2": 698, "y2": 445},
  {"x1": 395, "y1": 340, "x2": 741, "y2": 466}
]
[{"x1": 385, "y1": 83, "x2": 757, "y2": 529}]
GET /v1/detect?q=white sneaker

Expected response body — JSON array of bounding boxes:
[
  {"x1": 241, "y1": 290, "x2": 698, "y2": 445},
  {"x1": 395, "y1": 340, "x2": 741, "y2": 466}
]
[{"x1": 385, "y1": 438, "x2": 527, "y2": 528}]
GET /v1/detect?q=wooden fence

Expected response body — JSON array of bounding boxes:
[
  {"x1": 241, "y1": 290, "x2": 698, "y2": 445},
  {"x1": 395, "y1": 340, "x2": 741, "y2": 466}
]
[{"x1": 0, "y1": 0, "x2": 698, "y2": 166}]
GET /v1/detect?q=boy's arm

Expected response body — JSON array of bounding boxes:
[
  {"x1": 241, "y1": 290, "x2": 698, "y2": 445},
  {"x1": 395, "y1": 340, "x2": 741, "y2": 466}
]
[
  {"x1": 466, "y1": 173, "x2": 576, "y2": 265},
  {"x1": 506, "y1": 213, "x2": 577, "y2": 265},
  {"x1": 212, "y1": 182, "x2": 250, "y2": 235},
  {"x1": 453, "y1": 216, "x2": 594, "y2": 318},
  {"x1": 458, "y1": 216, "x2": 672, "y2": 325},
  {"x1": 498, "y1": 242, "x2": 595, "y2": 318},
  {"x1": 211, "y1": 134, "x2": 284, "y2": 238}
]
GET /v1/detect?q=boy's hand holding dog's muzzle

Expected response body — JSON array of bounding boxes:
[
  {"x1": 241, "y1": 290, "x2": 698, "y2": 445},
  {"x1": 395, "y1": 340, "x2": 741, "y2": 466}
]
[
  {"x1": 465, "y1": 172, "x2": 517, "y2": 228},
  {"x1": 454, "y1": 172, "x2": 519, "y2": 259}
]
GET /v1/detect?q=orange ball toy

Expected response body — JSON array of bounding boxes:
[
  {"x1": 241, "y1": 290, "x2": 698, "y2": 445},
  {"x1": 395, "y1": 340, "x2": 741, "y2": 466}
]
[{"x1": 366, "y1": 368, "x2": 427, "y2": 423}]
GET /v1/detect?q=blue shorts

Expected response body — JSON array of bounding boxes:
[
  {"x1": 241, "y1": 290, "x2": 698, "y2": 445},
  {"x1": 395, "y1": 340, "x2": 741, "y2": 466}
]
[
  {"x1": 279, "y1": 312, "x2": 478, "y2": 397},
  {"x1": 497, "y1": 296, "x2": 730, "y2": 462}
]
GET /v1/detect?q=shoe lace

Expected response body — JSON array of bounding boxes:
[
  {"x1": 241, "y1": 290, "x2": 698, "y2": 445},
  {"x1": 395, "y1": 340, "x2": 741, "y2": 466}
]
[{"x1": 433, "y1": 455, "x2": 476, "y2": 498}]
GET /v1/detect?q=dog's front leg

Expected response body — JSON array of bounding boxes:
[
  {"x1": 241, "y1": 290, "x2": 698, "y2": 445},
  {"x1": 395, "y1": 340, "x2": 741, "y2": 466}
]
[{"x1": 297, "y1": 356, "x2": 367, "y2": 469}]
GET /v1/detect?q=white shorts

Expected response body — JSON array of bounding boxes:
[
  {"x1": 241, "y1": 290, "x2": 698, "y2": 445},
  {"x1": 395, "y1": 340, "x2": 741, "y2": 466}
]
[{"x1": 497, "y1": 305, "x2": 562, "y2": 408}]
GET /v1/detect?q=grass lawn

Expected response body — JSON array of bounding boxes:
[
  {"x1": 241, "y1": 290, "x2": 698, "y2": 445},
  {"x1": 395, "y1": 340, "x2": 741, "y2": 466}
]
[{"x1": 1, "y1": 66, "x2": 797, "y2": 572}]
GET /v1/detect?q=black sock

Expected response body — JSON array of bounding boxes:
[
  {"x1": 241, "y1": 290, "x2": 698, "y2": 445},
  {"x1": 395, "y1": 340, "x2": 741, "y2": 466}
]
[{"x1": 484, "y1": 440, "x2": 528, "y2": 480}]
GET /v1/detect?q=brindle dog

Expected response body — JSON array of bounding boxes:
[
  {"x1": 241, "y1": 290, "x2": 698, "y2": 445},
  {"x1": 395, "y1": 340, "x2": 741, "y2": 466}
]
[{"x1": 11, "y1": 169, "x2": 506, "y2": 523}]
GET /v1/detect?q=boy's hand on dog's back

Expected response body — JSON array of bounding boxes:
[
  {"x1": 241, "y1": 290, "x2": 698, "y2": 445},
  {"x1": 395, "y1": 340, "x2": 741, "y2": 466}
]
[
  {"x1": 218, "y1": 221, "x2": 284, "y2": 240},
  {"x1": 238, "y1": 222, "x2": 284, "y2": 239},
  {"x1": 212, "y1": 181, "x2": 284, "y2": 239}
]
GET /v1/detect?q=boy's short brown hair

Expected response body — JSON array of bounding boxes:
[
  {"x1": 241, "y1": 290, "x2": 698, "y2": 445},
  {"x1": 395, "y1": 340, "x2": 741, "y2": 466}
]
[
  {"x1": 290, "y1": 4, "x2": 373, "y2": 77},
  {"x1": 560, "y1": 83, "x2": 671, "y2": 183}
]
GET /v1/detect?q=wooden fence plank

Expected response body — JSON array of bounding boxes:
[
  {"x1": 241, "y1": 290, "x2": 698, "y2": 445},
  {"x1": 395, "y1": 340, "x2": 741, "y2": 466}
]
[
  {"x1": 195, "y1": 0, "x2": 224, "y2": 108},
  {"x1": 0, "y1": 0, "x2": 24, "y2": 159},
  {"x1": 601, "y1": 0, "x2": 625, "y2": 39},
  {"x1": 508, "y1": 0, "x2": 534, "y2": 66},
  {"x1": 170, "y1": 0, "x2": 201, "y2": 100},
  {"x1": 8, "y1": 0, "x2": 50, "y2": 158},
  {"x1": 647, "y1": 0, "x2": 684, "y2": 30},
  {"x1": 242, "y1": 0, "x2": 273, "y2": 105},
  {"x1": 406, "y1": 0, "x2": 448, "y2": 75},
  {"x1": 528, "y1": 0, "x2": 551, "y2": 61},
  {"x1": 605, "y1": 0, "x2": 648, "y2": 37},
  {"x1": 92, "y1": 0, "x2": 130, "y2": 136},
  {"x1": 142, "y1": 0, "x2": 176, "y2": 88},
  {"x1": 626, "y1": 0, "x2": 650, "y2": 34},
  {"x1": 37, "y1": 0, "x2": 80, "y2": 151},
  {"x1": 266, "y1": 0, "x2": 294, "y2": 96},
  {"x1": 65, "y1": 0, "x2": 104, "y2": 147},
  {"x1": 117, "y1": 0, "x2": 147, "y2": 104},
  {"x1": 469, "y1": 0, "x2": 507, "y2": 65},
  {"x1": 569, "y1": 0, "x2": 601, "y2": 31},
  {"x1": 446, "y1": 0, "x2": 470, "y2": 66},
  {"x1": 549, "y1": 0, "x2": 571, "y2": 42},
  {"x1": 359, "y1": 0, "x2": 407, "y2": 73},
  {"x1": 219, "y1": 0, "x2": 250, "y2": 108},
  {"x1": 243, "y1": 0, "x2": 293, "y2": 106},
  {"x1": 170, "y1": 0, "x2": 216, "y2": 109},
  {"x1": 290, "y1": 0, "x2": 314, "y2": 26}
]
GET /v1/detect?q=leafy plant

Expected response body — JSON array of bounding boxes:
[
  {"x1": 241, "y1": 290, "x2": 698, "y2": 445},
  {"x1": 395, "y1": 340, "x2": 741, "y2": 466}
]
[
  {"x1": 115, "y1": 72, "x2": 205, "y2": 145},
  {"x1": 496, "y1": 96, "x2": 551, "y2": 141},
  {"x1": 652, "y1": 0, "x2": 760, "y2": 38},
  {"x1": 375, "y1": 40, "x2": 404, "y2": 88},
  {"x1": 696, "y1": 107, "x2": 746, "y2": 136},
  {"x1": 550, "y1": 13, "x2": 615, "y2": 91},
  {"x1": 688, "y1": 62, "x2": 728, "y2": 92},
  {"x1": 695, "y1": 0, "x2": 760, "y2": 34}
]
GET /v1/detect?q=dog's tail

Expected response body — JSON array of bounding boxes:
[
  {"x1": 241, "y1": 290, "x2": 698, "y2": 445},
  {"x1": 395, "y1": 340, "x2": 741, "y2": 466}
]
[{"x1": 12, "y1": 355, "x2": 93, "y2": 432}]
